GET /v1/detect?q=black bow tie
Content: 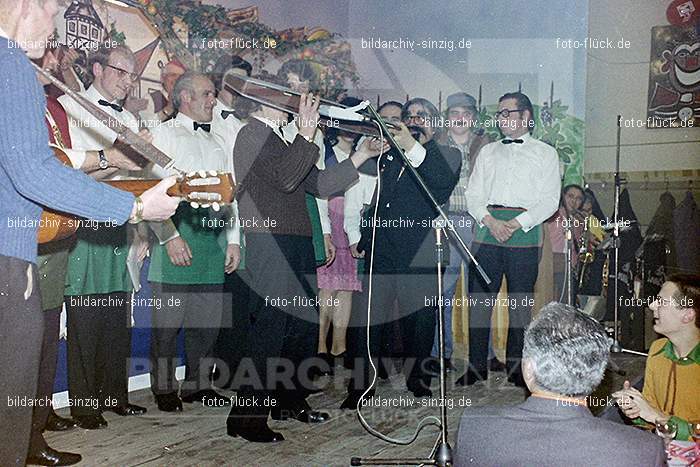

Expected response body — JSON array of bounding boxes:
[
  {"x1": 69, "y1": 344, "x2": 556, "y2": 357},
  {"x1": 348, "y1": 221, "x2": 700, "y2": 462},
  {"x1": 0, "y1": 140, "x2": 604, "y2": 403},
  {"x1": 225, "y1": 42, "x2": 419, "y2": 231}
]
[
  {"x1": 98, "y1": 99, "x2": 123, "y2": 113},
  {"x1": 502, "y1": 138, "x2": 524, "y2": 145},
  {"x1": 221, "y1": 110, "x2": 236, "y2": 120},
  {"x1": 193, "y1": 122, "x2": 211, "y2": 133}
]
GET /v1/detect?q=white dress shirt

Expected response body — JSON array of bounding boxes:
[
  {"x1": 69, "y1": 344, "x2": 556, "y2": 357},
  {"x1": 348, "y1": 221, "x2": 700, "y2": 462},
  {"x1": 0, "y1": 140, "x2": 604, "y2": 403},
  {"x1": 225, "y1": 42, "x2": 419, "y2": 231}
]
[
  {"x1": 342, "y1": 138, "x2": 427, "y2": 246},
  {"x1": 282, "y1": 121, "x2": 331, "y2": 235},
  {"x1": 466, "y1": 133, "x2": 561, "y2": 232},
  {"x1": 148, "y1": 112, "x2": 240, "y2": 246},
  {"x1": 58, "y1": 85, "x2": 139, "y2": 172}
]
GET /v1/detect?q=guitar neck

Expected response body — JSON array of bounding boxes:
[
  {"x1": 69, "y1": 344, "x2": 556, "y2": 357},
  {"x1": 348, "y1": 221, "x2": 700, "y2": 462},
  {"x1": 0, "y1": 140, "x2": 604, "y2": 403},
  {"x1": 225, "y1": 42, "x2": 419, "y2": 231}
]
[
  {"x1": 32, "y1": 63, "x2": 175, "y2": 170},
  {"x1": 106, "y1": 179, "x2": 182, "y2": 198}
]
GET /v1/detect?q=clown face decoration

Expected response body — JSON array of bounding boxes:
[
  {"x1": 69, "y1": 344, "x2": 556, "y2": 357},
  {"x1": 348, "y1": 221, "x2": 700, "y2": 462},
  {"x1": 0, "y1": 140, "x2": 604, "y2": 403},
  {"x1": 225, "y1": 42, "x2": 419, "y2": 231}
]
[{"x1": 647, "y1": 25, "x2": 700, "y2": 128}]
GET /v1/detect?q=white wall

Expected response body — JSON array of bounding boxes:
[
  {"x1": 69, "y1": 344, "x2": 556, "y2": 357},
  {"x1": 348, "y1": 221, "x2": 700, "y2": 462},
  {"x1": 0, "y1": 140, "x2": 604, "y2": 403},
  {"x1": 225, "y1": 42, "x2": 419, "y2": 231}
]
[{"x1": 585, "y1": 0, "x2": 700, "y2": 174}]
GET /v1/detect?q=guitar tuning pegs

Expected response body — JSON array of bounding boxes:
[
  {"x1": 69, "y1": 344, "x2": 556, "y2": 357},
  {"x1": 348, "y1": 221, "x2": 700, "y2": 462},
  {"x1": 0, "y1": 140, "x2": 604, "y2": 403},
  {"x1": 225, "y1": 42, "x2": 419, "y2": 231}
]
[
  {"x1": 201, "y1": 203, "x2": 211, "y2": 208},
  {"x1": 209, "y1": 170, "x2": 217, "y2": 176},
  {"x1": 198, "y1": 170, "x2": 207, "y2": 178},
  {"x1": 190, "y1": 201, "x2": 200, "y2": 209},
  {"x1": 187, "y1": 171, "x2": 196, "y2": 177},
  {"x1": 212, "y1": 202, "x2": 220, "y2": 212}
]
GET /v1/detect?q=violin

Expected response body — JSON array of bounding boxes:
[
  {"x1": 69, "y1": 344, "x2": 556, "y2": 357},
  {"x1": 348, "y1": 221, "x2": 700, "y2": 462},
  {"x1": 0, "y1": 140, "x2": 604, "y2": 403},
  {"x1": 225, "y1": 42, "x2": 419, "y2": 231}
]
[{"x1": 222, "y1": 73, "x2": 399, "y2": 138}]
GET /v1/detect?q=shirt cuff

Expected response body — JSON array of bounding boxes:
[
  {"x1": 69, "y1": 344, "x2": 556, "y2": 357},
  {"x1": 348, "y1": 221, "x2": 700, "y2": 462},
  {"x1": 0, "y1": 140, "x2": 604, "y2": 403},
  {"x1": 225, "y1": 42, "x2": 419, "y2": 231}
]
[
  {"x1": 406, "y1": 142, "x2": 426, "y2": 167},
  {"x1": 347, "y1": 230, "x2": 361, "y2": 246},
  {"x1": 670, "y1": 416, "x2": 691, "y2": 440},
  {"x1": 63, "y1": 148, "x2": 86, "y2": 169},
  {"x1": 516, "y1": 212, "x2": 535, "y2": 232}
]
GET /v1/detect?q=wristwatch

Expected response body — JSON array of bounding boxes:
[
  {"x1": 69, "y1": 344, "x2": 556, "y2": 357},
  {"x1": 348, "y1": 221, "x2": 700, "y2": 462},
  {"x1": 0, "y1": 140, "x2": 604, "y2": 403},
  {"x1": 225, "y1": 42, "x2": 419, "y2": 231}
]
[{"x1": 98, "y1": 149, "x2": 109, "y2": 170}]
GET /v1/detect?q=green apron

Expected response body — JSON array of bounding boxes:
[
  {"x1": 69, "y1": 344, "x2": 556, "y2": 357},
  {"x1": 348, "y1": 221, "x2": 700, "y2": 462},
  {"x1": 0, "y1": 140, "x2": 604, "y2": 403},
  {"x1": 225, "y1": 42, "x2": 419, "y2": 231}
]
[
  {"x1": 148, "y1": 204, "x2": 226, "y2": 285},
  {"x1": 64, "y1": 224, "x2": 131, "y2": 296},
  {"x1": 37, "y1": 237, "x2": 72, "y2": 310},
  {"x1": 474, "y1": 206, "x2": 542, "y2": 248}
]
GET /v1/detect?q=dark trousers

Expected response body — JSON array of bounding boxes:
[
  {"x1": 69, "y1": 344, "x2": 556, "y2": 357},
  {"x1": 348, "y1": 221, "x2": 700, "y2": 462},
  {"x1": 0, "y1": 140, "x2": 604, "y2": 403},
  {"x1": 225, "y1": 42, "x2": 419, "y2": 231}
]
[
  {"x1": 347, "y1": 259, "x2": 437, "y2": 394},
  {"x1": 150, "y1": 283, "x2": 223, "y2": 397},
  {"x1": 214, "y1": 271, "x2": 251, "y2": 389},
  {"x1": 65, "y1": 292, "x2": 130, "y2": 417},
  {"x1": 468, "y1": 244, "x2": 539, "y2": 377},
  {"x1": 29, "y1": 307, "x2": 61, "y2": 453},
  {"x1": 0, "y1": 255, "x2": 43, "y2": 466},
  {"x1": 228, "y1": 233, "x2": 318, "y2": 422}
]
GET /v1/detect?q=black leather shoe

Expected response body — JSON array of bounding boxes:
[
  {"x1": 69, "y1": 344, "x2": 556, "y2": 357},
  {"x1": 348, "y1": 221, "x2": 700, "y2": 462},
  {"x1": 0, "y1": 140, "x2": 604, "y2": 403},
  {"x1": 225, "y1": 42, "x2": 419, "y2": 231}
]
[
  {"x1": 44, "y1": 411, "x2": 77, "y2": 432},
  {"x1": 108, "y1": 403, "x2": 147, "y2": 416},
  {"x1": 227, "y1": 419, "x2": 285, "y2": 443},
  {"x1": 155, "y1": 393, "x2": 183, "y2": 412},
  {"x1": 340, "y1": 389, "x2": 375, "y2": 410},
  {"x1": 74, "y1": 414, "x2": 108, "y2": 430},
  {"x1": 488, "y1": 358, "x2": 507, "y2": 372},
  {"x1": 456, "y1": 368, "x2": 488, "y2": 386},
  {"x1": 444, "y1": 358, "x2": 455, "y2": 373},
  {"x1": 507, "y1": 371, "x2": 527, "y2": 388},
  {"x1": 181, "y1": 389, "x2": 230, "y2": 405},
  {"x1": 271, "y1": 406, "x2": 330, "y2": 423},
  {"x1": 26, "y1": 446, "x2": 82, "y2": 466}
]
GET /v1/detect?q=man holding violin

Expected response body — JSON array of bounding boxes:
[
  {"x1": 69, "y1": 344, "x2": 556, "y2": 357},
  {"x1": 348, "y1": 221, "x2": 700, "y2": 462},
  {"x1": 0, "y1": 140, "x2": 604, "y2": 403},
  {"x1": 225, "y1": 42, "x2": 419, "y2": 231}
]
[{"x1": 226, "y1": 76, "x2": 383, "y2": 443}]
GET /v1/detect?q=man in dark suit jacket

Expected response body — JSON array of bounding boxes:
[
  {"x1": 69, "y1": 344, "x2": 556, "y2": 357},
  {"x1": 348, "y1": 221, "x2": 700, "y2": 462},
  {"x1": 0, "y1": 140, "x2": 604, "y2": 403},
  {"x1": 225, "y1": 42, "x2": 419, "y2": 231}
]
[
  {"x1": 342, "y1": 98, "x2": 461, "y2": 407},
  {"x1": 455, "y1": 303, "x2": 665, "y2": 467}
]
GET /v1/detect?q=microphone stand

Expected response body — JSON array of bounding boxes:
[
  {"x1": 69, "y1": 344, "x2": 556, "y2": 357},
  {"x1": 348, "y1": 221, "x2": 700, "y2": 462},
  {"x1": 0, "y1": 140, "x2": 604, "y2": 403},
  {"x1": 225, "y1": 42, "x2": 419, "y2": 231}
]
[{"x1": 349, "y1": 104, "x2": 491, "y2": 467}]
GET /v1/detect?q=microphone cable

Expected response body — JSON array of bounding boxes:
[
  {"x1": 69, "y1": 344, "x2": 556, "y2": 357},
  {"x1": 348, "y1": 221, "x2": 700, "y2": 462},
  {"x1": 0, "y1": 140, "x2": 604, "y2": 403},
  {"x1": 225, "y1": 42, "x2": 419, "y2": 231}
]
[{"x1": 353, "y1": 120, "x2": 442, "y2": 445}]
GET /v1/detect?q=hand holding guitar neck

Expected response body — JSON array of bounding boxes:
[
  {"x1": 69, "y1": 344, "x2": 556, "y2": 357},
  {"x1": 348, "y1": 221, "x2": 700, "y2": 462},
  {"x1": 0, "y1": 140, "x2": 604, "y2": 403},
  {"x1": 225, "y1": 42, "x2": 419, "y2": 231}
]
[
  {"x1": 134, "y1": 176, "x2": 181, "y2": 222},
  {"x1": 297, "y1": 92, "x2": 320, "y2": 140}
]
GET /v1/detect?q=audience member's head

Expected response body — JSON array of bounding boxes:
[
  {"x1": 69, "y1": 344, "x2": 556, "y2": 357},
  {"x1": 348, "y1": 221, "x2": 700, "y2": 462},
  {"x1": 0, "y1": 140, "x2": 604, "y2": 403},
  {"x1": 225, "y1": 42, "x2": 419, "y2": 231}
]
[
  {"x1": 235, "y1": 73, "x2": 289, "y2": 126},
  {"x1": 522, "y1": 302, "x2": 609, "y2": 398},
  {"x1": 279, "y1": 59, "x2": 317, "y2": 94},
  {"x1": 160, "y1": 59, "x2": 187, "y2": 97},
  {"x1": 210, "y1": 54, "x2": 252, "y2": 104},
  {"x1": 651, "y1": 274, "x2": 700, "y2": 339}
]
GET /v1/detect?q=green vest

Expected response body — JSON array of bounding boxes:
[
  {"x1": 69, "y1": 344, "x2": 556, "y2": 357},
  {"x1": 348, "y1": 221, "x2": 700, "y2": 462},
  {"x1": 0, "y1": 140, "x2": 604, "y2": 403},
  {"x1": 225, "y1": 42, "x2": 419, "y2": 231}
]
[
  {"x1": 149, "y1": 204, "x2": 227, "y2": 285},
  {"x1": 37, "y1": 238, "x2": 72, "y2": 310},
  {"x1": 64, "y1": 224, "x2": 131, "y2": 296}
]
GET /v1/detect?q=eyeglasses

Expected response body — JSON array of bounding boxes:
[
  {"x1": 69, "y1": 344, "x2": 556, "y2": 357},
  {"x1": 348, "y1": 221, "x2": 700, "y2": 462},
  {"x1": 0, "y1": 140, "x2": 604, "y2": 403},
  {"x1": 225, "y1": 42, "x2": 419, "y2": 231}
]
[
  {"x1": 495, "y1": 108, "x2": 525, "y2": 118},
  {"x1": 105, "y1": 64, "x2": 138, "y2": 82}
]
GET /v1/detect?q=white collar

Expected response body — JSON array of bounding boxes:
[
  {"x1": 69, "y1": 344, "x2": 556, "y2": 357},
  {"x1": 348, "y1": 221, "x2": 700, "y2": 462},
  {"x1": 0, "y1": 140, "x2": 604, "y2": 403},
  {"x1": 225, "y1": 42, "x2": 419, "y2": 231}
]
[
  {"x1": 86, "y1": 85, "x2": 115, "y2": 105},
  {"x1": 0, "y1": 26, "x2": 9, "y2": 40},
  {"x1": 253, "y1": 115, "x2": 286, "y2": 142}
]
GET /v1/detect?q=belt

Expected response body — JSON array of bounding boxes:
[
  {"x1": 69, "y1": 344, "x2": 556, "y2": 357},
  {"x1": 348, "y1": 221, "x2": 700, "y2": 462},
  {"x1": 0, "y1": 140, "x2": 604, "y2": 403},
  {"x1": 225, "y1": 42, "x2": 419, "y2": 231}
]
[{"x1": 487, "y1": 205, "x2": 526, "y2": 211}]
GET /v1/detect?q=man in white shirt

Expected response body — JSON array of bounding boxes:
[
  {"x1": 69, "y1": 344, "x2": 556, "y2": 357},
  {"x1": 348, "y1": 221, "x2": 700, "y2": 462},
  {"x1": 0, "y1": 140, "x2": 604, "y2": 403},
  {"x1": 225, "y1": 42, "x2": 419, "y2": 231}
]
[
  {"x1": 147, "y1": 72, "x2": 238, "y2": 412},
  {"x1": 458, "y1": 92, "x2": 560, "y2": 388},
  {"x1": 58, "y1": 43, "x2": 150, "y2": 429}
]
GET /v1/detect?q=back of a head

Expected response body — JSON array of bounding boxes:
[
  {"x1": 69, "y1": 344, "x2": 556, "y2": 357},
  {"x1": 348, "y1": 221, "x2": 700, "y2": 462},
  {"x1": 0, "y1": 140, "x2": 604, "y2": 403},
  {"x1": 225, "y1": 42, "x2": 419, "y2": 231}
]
[{"x1": 523, "y1": 302, "x2": 609, "y2": 397}]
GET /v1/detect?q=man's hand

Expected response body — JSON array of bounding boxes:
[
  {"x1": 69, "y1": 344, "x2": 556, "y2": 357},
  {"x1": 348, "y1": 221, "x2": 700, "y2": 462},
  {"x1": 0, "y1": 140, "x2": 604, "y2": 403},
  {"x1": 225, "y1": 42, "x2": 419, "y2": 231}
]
[
  {"x1": 297, "y1": 92, "x2": 320, "y2": 141},
  {"x1": 350, "y1": 137, "x2": 389, "y2": 168},
  {"x1": 224, "y1": 243, "x2": 241, "y2": 274},
  {"x1": 59, "y1": 47, "x2": 79, "y2": 73},
  {"x1": 389, "y1": 122, "x2": 417, "y2": 152},
  {"x1": 350, "y1": 243, "x2": 365, "y2": 259},
  {"x1": 323, "y1": 234, "x2": 336, "y2": 266},
  {"x1": 613, "y1": 385, "x2": 665, "y2": 423},
  {"x1": 104, "y1": 147, "x2": 141, "y2": 171},
  {"x1": 483, "y1": 215, "x2": 514, "y2": 243},
  {"x1": 165, "y1": 236, "x2": 192, "y2": 267},
  {"x1": 138, "y1": 176, "x2": 180, "y2": 222}
]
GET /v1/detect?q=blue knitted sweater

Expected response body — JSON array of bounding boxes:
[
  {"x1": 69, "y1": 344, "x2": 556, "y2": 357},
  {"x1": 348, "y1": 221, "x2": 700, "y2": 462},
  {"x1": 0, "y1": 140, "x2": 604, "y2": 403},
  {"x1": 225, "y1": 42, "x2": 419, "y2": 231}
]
[{"x1": 0, "y1": 36, "x2": 134, "y2": 263}]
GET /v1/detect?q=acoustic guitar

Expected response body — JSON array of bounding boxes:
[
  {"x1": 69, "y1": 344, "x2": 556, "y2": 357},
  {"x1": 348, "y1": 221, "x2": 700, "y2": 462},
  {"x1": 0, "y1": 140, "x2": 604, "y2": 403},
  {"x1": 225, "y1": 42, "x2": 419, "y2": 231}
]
[
  {"x1": 32, "y1": 64, "x2": 236, "y2": 244},
  {"x1": 38, "y1": 146, "x2": 235, "y2": 244}
]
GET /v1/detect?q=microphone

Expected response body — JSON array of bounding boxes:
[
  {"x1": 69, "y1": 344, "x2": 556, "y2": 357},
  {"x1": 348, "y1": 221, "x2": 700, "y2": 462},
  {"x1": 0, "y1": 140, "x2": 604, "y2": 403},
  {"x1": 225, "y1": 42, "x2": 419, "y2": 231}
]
[{"x1": 318, "y1": 101, "x2": 370, "y2": 122}]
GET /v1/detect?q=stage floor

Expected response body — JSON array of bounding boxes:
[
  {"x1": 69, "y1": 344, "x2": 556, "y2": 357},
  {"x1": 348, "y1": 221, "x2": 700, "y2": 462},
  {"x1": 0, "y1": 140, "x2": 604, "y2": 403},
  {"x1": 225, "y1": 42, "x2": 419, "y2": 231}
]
[{"x1": 45, "y1": 355, "x2": 645, "y2": 466}]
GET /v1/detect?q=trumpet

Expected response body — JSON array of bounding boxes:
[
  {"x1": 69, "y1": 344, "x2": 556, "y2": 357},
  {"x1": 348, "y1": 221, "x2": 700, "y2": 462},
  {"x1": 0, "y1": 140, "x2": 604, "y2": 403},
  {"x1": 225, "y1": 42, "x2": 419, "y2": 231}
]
[{"x1": 577, "y1": 212, "x2": 595, "y2": 289}]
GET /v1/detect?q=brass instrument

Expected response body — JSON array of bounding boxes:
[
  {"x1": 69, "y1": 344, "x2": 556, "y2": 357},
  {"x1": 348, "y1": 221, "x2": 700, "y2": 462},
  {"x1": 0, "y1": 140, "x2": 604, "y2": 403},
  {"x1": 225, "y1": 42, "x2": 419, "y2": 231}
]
[{"x1": 577, "y1": 212, "x2": 595, "y2": 289}]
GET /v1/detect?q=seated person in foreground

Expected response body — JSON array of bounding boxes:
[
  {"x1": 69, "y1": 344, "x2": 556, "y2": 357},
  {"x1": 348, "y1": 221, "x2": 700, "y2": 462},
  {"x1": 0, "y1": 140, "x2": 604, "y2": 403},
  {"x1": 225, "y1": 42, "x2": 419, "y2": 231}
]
[
  {"x1": 614, "y1": 274, "x2": 700, "y2": 440},
  {"x1": 455, "y1": 302, "x2": 665, "y2": 467}
]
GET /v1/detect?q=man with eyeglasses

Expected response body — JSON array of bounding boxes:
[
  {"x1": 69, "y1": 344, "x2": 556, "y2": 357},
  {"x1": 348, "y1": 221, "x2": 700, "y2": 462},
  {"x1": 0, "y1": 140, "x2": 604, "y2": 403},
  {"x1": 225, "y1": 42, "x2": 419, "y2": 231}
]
[
  {"x1": 341, "y1": 98, "x2": 461, "y2": 407},
  {"x1": 58, "y1": 43, "x2": 152, "y2": 429},
  {"x1": 457, "y1": 91, "x2": 560, "y2": 388}
]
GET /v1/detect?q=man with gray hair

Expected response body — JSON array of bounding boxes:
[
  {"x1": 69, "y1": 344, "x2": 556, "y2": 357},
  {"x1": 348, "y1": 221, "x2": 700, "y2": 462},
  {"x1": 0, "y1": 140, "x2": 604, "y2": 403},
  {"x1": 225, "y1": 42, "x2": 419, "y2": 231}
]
[{"x1": 454, "y1": 303, "x2": 665, "y2": 467}]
